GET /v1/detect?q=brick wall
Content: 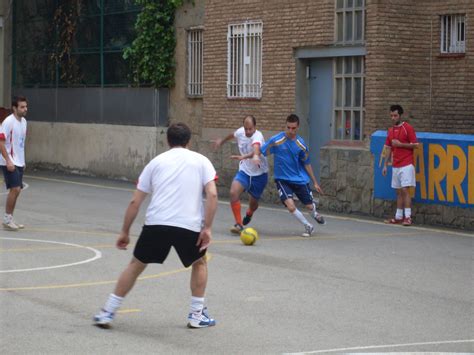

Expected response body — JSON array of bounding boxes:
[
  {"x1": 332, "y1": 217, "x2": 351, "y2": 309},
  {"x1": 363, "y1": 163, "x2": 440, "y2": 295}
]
[
  {"x1": 365, "y1": 0, "x2": 474, "y2": 136},
  {"x1": 203, "y1": 0, "x2": 334, "y2": 131},
  {"x1": 204, "y1": 0, "x2": 473, "y2": 137}
]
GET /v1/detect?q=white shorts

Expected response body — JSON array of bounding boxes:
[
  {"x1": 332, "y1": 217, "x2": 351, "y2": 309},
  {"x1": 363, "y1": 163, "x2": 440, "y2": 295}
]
[{"x1": 391, "y1": 164, "x2": 416, "y2": 189}]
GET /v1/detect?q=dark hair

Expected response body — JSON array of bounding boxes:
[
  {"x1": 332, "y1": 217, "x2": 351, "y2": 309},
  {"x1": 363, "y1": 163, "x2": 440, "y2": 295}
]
[
  {"x1": 167, "y1": 122, "x2": 191, "y2": 147},
  {"x1": 243, "y1": 115, "x2": 256, "y2": 126},
  {"x1": 286, "y1": 114, "x2": 300, "y2": 125},
  {"x1": 390, "y1": 105, "x2": 404, "y2": 115},
  {"x1": 12, "y1": 95, "x2": 27, "y2": 108}
]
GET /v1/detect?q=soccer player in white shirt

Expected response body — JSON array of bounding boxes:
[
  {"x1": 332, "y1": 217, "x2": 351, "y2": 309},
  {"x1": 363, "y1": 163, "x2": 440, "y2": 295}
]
[
  {"x1": 213, "y1": 115, "x2": 269, "y2": 234},
  {"x1": 0, "y1": 96, "x2": 28, "y2": 231},
  {"x1": 94, "y1": 123, "x2": 219, "y2": 328}
]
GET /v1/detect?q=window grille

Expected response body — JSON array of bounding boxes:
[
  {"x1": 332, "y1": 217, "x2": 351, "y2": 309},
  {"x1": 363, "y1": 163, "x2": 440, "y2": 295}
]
[
  {"x1": 187, "y1": 29, "x2": 203, "y2": 96},
  {"x1": 227, "y1": 21, "x2": 262, "y2": 98},
  {"x1": 335, "y1": 0, "x2": 365, "y2": 45},
  {"x1": 333, "y1": 56, "x2": 365, "y2": 140},
  {"x1": 441, "y1": 14, "x2": 466, "y2": 54}
]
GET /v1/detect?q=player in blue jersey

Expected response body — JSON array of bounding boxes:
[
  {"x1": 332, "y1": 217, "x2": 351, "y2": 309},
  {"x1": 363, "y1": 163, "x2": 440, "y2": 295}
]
[{"x1": 261, "y1": 114, "x2": 325, "y2": 237}]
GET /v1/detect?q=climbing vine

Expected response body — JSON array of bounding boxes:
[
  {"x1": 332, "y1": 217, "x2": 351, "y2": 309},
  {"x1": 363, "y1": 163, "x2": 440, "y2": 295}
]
[
  {"x1": 49, "y1": 0, "x2": 84, "y2": 84},
  {"x1": 124, "y1": 0, "x2": 186, "y2": 88}
]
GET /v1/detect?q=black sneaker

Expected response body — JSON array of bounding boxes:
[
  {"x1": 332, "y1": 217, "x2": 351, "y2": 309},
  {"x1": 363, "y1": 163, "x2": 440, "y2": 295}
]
[{"x1": 242, "y1": 214, "x2": 252, "y2": 226}]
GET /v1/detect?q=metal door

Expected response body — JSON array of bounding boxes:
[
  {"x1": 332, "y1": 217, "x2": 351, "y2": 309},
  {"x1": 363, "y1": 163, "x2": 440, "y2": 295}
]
[{"x1": 309, "y1": 58, "x2": 333, "y2": 181}]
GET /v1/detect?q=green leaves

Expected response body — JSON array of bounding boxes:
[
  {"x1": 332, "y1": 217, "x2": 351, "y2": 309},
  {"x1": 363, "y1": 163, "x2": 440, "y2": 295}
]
[{"x1": 124, "y1": 0, "x2": 185, "y2": 88}]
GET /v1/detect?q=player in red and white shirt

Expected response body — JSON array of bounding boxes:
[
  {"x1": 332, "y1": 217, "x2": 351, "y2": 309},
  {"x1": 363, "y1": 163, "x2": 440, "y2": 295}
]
[
  {"x1": 382, "y1": 105, "x2": 419, "y2": 226},
  {"x1": 0, "y1": 95, "x2": 28, "y2": 231},
  {"x1": 213, "y1": 115, "x2": 269, "y2": 234}
]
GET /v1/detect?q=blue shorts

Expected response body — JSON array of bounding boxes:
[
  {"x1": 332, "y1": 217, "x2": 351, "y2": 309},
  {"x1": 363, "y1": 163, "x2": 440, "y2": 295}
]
[
  {"x1": 234, "y1": 171, "x2": 268, "y2": 200},
  {"x1": 275, "y1": 179, "x2": 314, "y2": 206},
  {"x1": 2, "y1": 166, "x2": 24, "y2": 189}
]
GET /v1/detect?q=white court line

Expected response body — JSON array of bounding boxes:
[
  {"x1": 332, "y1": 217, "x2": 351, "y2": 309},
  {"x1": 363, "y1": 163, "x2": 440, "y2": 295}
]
[
  {"x1": 0, "y1": 182, "x2": 29, "y2": 195},
  {"x1": 284, "y1": 339, "x2": 474, "y2": 354},
  {"x1": 0, "y1": 237, "x2": 102, "y2": 273},
  {"x1": 24, "y1": 174, "x2": 474, "y2": 238}
]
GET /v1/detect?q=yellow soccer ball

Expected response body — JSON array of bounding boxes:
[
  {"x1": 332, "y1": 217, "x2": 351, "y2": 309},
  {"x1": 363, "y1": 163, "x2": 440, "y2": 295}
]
[{"x1": 240, "y1": 227, "x2": 259, "y2": 246}]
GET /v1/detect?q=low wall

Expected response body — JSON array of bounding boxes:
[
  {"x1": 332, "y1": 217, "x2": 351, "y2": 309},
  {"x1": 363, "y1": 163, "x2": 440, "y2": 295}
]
[
  {"x1": 26, "y1": 121, "x2": 168, "y2": 180},
  {"x1": 23, "y1": 123, "x2": 474, "y2": 230}
]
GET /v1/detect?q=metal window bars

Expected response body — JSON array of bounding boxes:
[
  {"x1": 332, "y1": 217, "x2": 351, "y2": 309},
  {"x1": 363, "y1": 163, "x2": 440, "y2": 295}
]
[
  {"x1": 227, "y1": 21, "x2": 262, "y2": 98},
  {"x1": 187, "y1": 29, "x2": 203, "y2": 96},
  {"x1": 441, "y1": 14, "x2": 466, "y2": 54}
]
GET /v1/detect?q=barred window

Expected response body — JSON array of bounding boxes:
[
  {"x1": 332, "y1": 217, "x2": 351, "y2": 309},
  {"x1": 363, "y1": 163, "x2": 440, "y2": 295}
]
[
  {"x1": 441, "y1": 14, "x2": 466, "y2": 54},
  {"x1": 187, "y1": 28, "x2": 203, "y2": 97},
  {"x1": 333, "y1": 56, "x2": 365, "y2": 140},
  {"x1": 335, "y1": 0, "x2": 365, "y2": 45},
  {"x1": 227, "y1": 21, "x2": 262, "y2": 99}
]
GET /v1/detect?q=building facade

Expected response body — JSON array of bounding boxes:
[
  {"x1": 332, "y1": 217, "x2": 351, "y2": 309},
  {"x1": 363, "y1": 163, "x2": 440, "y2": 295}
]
[
  {"x1": 196, "y1": 0, "x2": 473, "y2": 229},
  {"x1": 2, "y1": 0, "x2": 473, "y2": 229}
]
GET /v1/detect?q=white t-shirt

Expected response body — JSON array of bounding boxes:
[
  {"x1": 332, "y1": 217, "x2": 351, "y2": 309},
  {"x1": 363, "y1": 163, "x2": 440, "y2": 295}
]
[
  {"x1": 137, "y1": 147, "x2": 216, "y2": 232},
  {"x1": 0, "y1": 114, "x2": 27, "y2": 167},
  {"x1": 234, "y1": 127, "x2": 269, "y2": 176}
]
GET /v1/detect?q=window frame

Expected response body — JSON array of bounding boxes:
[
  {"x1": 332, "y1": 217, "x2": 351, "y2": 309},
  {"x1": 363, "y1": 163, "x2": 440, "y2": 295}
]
[
  {"x1": 186, "y1": 27, "x2": 204, "y2": 97},
  {"x1": 335, "y1": 0, "x2": 365, "y2": 45},
  {"x1": 440, "y1": 14, "x2": 466, "y2": 54},
  {"x1": 332, "y1": 56, "x2": 365, "y2": 141},
  {"x1": 227, "y1": 21, "x2": 263, "y2": 99}
]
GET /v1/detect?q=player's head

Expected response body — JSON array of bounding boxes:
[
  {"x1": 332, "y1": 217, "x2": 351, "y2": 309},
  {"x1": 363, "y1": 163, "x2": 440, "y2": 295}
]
[
  {"x1": 12, "y1": 95, "x2": 28, "y2": 118},
  {"x1": 390, "y1": 104, "x2": 403, "y2": 124},
  {"x1": 243, "y1": 115, "x2": 256, "y2": 137},
  {"x1": 167, "y1": 122, "x2": 191, "y2": 148},
  {"x1": 285, "y1": 114, "x2": 300, "y2": 138}
]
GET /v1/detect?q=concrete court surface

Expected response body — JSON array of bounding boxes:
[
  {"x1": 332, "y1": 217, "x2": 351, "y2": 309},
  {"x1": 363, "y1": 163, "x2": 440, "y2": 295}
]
[{"x1": 0, "y1": 171, "x2": 473, "y2": 354}]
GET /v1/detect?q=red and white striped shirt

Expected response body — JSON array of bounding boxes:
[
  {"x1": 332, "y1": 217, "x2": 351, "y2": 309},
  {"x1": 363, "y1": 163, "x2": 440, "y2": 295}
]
[{"x1": 0, "y1": 114, "x2": 27, "y2": 167}]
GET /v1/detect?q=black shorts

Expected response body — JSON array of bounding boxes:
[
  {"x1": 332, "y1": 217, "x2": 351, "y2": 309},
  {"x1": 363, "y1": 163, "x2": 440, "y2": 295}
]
[
  {"x1": 133, "y1": 225, "x2": 206, "y2": 268},
  {"x1": 1, "y1": 166, "x2": 24, "y2": 189},
  {"x1": 275, "y1": 179, "x2": 314, "y2": 205}
]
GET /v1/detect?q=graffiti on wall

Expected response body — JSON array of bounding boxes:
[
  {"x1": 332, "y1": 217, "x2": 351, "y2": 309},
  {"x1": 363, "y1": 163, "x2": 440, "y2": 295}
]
[{"x1": 370, "y1": 131, "x2": 474, "y2": 208}]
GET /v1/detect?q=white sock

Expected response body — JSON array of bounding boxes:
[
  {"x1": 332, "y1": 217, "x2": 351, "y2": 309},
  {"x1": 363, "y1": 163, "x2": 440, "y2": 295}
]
[
  {"x1": 311, "y1": 202, "x2": 319, "y2": 218},
  {"x1": 395, "y1": 209, "x2": 403, "y2": 220},
  {"x1": 4, "y1": 213, "x2": 12, "y2": 223},
  {"x1": 103, "y1": 293, "x2": 123, "y2": 314},
  {"x1": 291, "y1": 209, "x2": 310, "y2": 226},
  {"x1": 404, "y1": 208, "x2": 411, "y2": 218},
  {"x1": 190, "y1": 296, "x2": 205, "y2": 314}
]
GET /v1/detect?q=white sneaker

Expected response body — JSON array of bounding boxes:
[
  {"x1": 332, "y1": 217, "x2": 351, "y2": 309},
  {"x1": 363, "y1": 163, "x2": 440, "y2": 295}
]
[
  {"x1": 12, "y1": 219, "x2": 24, "y2": 229},
  {"x1": 187, "y1": 307, "x2": 216, "y2": 328},
  {"x1": 93, "y1": 309, "x2": 115, "y2": 328},
  {"x1": 3, "y1": 221, "x2": 19, "y2": 231},
  {"x1": 302, "y1": 224, "x2": 314, "y2": 237}
]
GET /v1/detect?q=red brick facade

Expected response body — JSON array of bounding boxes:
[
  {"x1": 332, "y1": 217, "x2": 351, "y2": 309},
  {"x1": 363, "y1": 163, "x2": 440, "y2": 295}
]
[{"x1": 202, "y1": 0, "x2": 473, "y2": 136}]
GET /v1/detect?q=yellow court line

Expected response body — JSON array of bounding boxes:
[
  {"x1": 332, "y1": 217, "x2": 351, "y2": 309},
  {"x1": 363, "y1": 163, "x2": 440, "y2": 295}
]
[
  {"x1": 117, "y1": 309, "x2": 141, "y2": 314},
  {"x1": 0, "y1": 244, "x2": 114, "y2": 253},
  {"x1": 24, "y1": 174, "x2": 135, "y2": 192},
  {"x1": 0, "y1": 254, "x2": 213, "y2": 292},
  {"x1": 23, "y1": 228, "x2": 120, "y2": 237},
  {"x1": 0, "y1": 266, "x2": 189, "y2": 292},
  {"x1": 24, "y1": 174, "x2": 473, "y2": 238}
]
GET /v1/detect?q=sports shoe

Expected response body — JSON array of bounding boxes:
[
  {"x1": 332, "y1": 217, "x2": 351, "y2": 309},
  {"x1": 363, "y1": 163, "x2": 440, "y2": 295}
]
[
  {"x1": 313, "y1": 212, "x2": 326, "y2": 225},
  {"x1": 402, "y1": 217, "x2": 413, "y2": 226},
  {"x1": 3, "y1": 221, "x2": 19, "y2": 231},
  {"x1": 384, "y1": 218, "x2": 403, "y2": 224},
  {"x1": 302, "y1": 224, "x2": 314, "y2": 237},
  {"x1": 12, "y1": 219, "x2": 25, "y2": 229},
  {"x1": 93, "y1": 309, "x2": 115, "y2": 328},
  {"x1": 242, "y1": 214, "x2": 252, "y2": 226},
  {"x1": 230, "y1": 223, "x2": 243, "y2": 234},
  {"x1": 187, "y1": 308, "x2": 216, "y2": 328}
]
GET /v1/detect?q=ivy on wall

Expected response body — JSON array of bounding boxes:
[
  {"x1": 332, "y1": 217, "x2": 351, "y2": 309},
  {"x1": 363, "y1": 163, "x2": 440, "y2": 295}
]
[{"x1": 124, "y1": 0, "x2": 186, "y2": 88}]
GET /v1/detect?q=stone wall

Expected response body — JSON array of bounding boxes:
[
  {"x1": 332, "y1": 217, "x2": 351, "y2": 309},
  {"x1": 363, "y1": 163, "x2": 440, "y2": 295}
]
[{"x1": 319, "y1": 145, "x2": 474, "y2": 231}]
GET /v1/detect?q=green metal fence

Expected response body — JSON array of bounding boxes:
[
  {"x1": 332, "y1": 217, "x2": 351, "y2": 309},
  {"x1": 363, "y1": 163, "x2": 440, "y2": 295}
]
[{"x1": 13, "y1": 0, "x2": 141, "y2": 88}]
